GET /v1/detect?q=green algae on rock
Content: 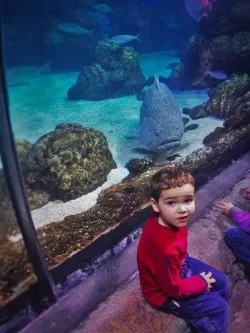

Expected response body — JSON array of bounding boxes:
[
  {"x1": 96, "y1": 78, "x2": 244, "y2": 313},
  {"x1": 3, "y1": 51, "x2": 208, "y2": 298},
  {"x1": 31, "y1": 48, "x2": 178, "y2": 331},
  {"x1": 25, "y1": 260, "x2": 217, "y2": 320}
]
[
  {"x1": 68, "y1": 40, "x2": 147, "y2": 100},
  {"x1": 184, "y1": 74, "x2": 250, "y2": 119},
  {"x1": 24, "y1": 123, "x2": 117, "y2": 201}
]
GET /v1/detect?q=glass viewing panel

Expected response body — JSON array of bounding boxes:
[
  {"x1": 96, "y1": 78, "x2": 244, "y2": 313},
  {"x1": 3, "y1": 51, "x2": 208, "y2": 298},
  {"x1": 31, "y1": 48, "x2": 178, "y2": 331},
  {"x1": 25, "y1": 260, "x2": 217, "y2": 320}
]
[{"x1": 2, "y1": 0, "x2": 249, "y2": 276}]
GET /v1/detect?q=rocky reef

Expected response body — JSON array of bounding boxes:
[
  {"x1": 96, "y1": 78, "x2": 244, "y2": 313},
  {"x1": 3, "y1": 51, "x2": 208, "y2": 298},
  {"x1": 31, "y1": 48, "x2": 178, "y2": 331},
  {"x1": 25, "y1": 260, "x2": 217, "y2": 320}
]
[
  {"x1": 0, "y1": 123, "x2": 116, "y2": 241},
  {"x1": 183, "y1": 74, "x2": 250, "y2": 146},
  {"x1": 169, "y1": 0, "x2": 250, "y2": 89},
  {"x1": 23, "y1": 123, "x2": 116, "y2": 201},
  {"x1": 67, "y1": 40, "x2": 147, "y2": 100},
  {"x1": 183, "y1": 74, "x2": 250, "y2": 119}
]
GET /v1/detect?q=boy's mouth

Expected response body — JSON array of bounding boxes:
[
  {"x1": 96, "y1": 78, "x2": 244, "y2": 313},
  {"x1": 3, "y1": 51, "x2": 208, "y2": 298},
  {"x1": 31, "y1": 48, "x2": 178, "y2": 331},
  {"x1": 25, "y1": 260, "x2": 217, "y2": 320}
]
[{"x1": 178, "y1": 216, "x2": 188, "y2": 222}]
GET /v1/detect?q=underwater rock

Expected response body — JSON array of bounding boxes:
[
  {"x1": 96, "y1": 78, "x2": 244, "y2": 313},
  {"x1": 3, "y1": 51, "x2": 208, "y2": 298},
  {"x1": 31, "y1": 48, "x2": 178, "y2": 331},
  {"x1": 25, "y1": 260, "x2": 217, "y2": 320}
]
[
  {"x1": 24, "y1": 123, "x2": 117, "y2": 201},
  {"x1": 15, "y1": 140, "x2": 32, "y2": 167},
  {"x1": 205, "y1": 75, "x2": 250, "y2": 119},
  {"x1": 184, "y1": 75, "x2": 250, "y2": 120},
  {"x1": 203, "y1": 127, "x2": 227, "y2": 146},
  {"x1": 125, "y1": 156, "x2": 155, "y2": 175},
  {"x1": 0, "y1": 141, "x2": 50, "y2": 240},
  {"x1": 68, "y1": 40, "x2": 147, "y2": 100},
  {"x1": 183, "y1": 105, "x2": 207, "y2": 119},
  {"x1": 172, "y1": 27, "x2": 250, "y2": 89},
  {"x1": 15, "y1": 140, "x2": 50, "y2": 210},
  {"x1": 210, "y1": 32, "x2": 250, "y2": 74},
  {"x1": 224, "y1": 91, "x2": 250, "y2": 130}
]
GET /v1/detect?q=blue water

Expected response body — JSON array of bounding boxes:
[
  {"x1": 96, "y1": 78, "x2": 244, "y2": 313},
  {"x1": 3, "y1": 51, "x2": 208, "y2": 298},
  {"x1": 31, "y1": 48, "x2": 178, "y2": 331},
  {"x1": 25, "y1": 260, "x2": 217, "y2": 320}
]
[{"x1": 6, "y1": 51, "x2": 222, "y2": 168}]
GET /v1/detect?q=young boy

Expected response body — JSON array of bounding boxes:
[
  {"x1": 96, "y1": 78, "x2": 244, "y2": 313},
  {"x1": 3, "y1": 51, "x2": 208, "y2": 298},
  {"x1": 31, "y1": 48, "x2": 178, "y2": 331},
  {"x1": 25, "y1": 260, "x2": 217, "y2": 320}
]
[
  {"x1": 137, "y1": 166, "x2": 229, "y2": 333},
  {"x1": 216, "y1": 187, "x2": 250, "y2": 265}
]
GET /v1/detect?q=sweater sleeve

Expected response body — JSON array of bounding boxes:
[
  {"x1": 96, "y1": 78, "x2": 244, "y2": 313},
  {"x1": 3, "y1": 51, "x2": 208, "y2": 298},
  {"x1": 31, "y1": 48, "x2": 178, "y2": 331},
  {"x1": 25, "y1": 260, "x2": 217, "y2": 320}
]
[
  {"x1": 156, "y1": 253, "x2": 207, "y2": 299},
  {"x1": 229, "y1": 207, "x2": 250, "y2": 233}
]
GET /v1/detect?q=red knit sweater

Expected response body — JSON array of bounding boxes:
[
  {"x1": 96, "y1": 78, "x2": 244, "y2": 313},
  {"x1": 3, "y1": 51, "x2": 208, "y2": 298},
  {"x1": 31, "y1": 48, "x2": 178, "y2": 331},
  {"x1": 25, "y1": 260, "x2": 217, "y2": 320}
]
[{"x1": 137, "y1": 214, "x2": 207, "y2": 307}]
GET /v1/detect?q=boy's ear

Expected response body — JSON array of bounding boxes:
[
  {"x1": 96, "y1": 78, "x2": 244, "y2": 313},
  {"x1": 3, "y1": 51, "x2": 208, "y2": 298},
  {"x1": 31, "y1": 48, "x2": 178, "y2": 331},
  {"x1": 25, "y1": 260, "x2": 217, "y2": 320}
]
[{"x1": 150, "y1": 198, "x2": 160, "y2": 213}]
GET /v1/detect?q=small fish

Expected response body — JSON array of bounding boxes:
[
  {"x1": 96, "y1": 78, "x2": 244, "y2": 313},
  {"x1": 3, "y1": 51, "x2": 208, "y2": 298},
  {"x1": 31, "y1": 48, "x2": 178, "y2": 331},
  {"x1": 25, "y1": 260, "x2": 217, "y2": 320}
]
[
  {"x1": 184, "y1": 0, "x2": 213, "y2": 22},
  {"x1": 208, "y1": 70, "x2": 228, "y2": 80},
  {"x1": 57, "y1": 23, "x2": 92, "y2": 35},
  {"x1": 191, "y1": 75, "x2": 204, "y2": 86},
  {"x1": 192, "y1": 70, "x2": 227, "y2": 86},
  {"x1": 93, "y1": 4, "x2": 114, "y2": 14},
  {"x1": 111, "y1": 34, "x2": 141, "y2": 45}
]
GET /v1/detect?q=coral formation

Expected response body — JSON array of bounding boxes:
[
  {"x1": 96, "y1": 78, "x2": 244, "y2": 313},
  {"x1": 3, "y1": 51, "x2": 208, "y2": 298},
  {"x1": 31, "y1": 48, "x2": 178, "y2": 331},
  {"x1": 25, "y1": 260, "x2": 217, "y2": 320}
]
[
  {"x1": 68, "y1": 40, "x2": 147, "y2": 100},
  {"x1": 125, "y1": 156, "x2": 155, "y2": 178},
  {"x1": 24, "y1": 123, "x2": 117, "y2": 201},
  {"x1": 184, "y1": 75, "x2": 250, "y2": 120}
]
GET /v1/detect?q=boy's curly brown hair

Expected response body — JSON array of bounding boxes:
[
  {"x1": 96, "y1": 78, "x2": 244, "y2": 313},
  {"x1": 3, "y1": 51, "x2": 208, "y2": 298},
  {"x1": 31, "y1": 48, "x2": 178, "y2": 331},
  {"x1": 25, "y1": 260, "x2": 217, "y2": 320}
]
[{"x1": 150, "y1": 165, "x2": 194, "y2": 202}]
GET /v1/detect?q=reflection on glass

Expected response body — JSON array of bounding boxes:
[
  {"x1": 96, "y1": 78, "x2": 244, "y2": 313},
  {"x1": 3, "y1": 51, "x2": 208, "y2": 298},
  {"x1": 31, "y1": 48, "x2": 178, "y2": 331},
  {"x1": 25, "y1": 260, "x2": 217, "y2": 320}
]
[
  {"x1": 2, "y1": 1, "x2": 250, "y2": 272},
  {"x1": 0, "y1": 156, "x2": 36, "y2": 306}
]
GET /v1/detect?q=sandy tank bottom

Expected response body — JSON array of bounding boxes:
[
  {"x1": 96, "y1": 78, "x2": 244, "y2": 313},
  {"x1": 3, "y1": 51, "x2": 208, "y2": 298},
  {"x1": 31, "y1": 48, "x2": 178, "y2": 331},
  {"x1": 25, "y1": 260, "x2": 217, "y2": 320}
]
[{"x1": 5, "y1": 51, "x2": 223, "y2": 241}]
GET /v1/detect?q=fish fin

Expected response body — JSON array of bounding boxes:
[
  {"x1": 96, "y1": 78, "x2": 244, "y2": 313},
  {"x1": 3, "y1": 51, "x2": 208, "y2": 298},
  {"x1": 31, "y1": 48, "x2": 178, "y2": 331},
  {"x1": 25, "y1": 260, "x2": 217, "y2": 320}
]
[
  {"x1": 208, "y1": 70, "x2": 228, "y2": 80},
  {"x1": 154, "y1": 75, "x2": 161, "y2": 91},
  {"x1": 182, "y1": 116, "x2": 190, "y2": 126},
  {"x1": 135, "y1": 33, "x2": 141, "y2": 41},
  {"x1": 191, "y1": 75, "x2": 202, "y2": 86},
  {"x1": 184, "y1": 124, "x2": 199, "y2": 132}
]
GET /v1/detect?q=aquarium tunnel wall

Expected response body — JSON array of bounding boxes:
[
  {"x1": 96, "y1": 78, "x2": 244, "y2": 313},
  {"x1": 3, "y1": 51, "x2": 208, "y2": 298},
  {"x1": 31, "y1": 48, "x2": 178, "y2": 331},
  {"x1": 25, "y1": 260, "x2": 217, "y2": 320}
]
[{"x1": 1, "y1": 0, "x2": 250, "y2": 331}]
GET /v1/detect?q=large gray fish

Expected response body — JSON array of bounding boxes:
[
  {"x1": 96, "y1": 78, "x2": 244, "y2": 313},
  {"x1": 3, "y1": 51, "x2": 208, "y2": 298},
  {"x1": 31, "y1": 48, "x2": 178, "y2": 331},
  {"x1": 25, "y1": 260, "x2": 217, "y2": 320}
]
[{"x1": 139, "y1": 77, "x2": 184, "y2": 152}]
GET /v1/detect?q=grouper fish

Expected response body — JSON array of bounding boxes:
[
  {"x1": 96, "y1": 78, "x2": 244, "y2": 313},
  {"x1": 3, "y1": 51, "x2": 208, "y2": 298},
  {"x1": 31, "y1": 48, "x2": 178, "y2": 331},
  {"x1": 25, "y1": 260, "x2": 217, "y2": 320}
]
[{"x1": 139, "y1": 76, "x2": 184, "y2": 152}]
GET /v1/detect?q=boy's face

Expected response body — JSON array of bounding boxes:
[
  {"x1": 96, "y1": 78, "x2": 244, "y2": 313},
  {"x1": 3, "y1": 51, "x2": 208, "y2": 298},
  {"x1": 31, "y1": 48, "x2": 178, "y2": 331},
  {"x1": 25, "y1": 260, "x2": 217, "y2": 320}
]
[{"x1": 151, "y1": 183, "x2": 195, "y2": 229}]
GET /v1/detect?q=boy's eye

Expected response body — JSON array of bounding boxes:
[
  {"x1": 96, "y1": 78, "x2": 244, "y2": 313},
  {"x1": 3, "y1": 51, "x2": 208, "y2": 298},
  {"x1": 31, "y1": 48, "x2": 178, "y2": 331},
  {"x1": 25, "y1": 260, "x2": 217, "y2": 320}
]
[
  {"x1": 166, "y1": 201, "x2": 175, "y2": 206},
  {"x1": 185, "y1": 198, "x2": 193, "y2": 203}
]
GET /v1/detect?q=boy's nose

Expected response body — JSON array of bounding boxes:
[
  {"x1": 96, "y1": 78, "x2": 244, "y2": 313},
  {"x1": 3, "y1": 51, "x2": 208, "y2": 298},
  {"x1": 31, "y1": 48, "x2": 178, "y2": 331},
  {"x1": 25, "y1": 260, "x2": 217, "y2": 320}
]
[{"x1": 178, "y1": 204, "x2": 187, "y2": 213}]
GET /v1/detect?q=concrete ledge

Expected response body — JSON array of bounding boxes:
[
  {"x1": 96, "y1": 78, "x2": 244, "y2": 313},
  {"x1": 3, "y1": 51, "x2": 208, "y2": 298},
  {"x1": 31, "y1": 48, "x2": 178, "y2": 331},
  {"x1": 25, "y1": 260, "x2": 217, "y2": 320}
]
[
  {"x1": 73, "y1": 275, "x2": 188, "y2": 333},
  {"x1": 20, "y1": 238, "x2": 140, "y2": 333}
]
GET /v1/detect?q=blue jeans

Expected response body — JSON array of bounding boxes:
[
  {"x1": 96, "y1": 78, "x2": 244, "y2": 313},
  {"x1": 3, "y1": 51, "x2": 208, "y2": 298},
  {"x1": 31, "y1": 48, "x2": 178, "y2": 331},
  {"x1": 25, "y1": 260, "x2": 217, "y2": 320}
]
[
  {"x1": 161, "y1": 256, "x2": 229, "y2": 333},
  {"x1": 224, "y1": 226, "x2": 250, "y2": 263}
]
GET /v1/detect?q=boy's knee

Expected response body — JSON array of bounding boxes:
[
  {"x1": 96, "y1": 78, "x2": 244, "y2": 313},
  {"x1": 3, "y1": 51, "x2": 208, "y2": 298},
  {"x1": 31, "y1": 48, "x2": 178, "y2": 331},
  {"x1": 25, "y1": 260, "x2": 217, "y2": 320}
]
[
  {"x1": 199, "y1": 296, "x2": 229, "y2": 332},
  {"x1": 213, "y1": 297, "x2": 229, "y2": 329},
  {"x1": 224, "y1": 226, "x2": 239, "y2": 245}
]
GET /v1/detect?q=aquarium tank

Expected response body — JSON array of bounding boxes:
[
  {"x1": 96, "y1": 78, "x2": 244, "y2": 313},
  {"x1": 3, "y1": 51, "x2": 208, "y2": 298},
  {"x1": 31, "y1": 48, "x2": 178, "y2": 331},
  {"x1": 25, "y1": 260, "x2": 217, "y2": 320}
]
[{"x1": 0, "y1": 0, "x2": 250, "y2": 331}]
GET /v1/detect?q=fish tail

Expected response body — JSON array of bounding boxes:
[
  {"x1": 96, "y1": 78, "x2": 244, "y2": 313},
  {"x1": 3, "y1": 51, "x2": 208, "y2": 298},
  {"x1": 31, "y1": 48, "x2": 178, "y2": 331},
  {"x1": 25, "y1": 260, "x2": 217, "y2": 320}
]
[
  {"x1": 135, "y1": 33, "x2": 141, "y2": 41},
  {"x1": 154, "y1": 75, "x2": 161, "y2": 91}
]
